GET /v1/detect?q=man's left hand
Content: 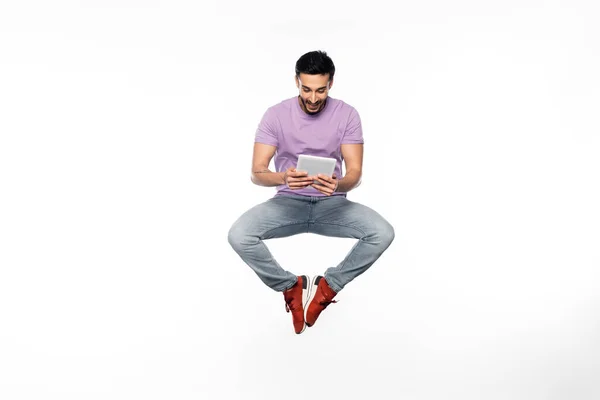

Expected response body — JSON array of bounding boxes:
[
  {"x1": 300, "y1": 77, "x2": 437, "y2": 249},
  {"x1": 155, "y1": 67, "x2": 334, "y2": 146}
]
[{"x1": 311, "y1": 174, "x2": 338, "y2": 196}]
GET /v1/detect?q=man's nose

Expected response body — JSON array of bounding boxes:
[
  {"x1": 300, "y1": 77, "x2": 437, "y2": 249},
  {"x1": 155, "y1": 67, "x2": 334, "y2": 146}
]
[{"x1": 310, "y1": 93, "x2": 317, "y2": 103}]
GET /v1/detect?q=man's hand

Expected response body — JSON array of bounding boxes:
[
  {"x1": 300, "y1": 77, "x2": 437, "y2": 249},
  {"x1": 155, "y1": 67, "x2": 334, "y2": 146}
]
[
  {"x1": 311, "y1": 174, "x2": 338, "y2": 196},
  {"x1": 284, "y1": 167, "x2": 315, "y2": 190}
]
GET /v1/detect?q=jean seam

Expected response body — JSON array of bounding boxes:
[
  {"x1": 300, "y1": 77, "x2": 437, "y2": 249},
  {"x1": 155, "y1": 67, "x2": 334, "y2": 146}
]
[
  {"x1": 307, "y1": 203, "x2": 313, "y2": 233},
  {"x1": 309, "y1": 222, "x2": 367, "y2": 236},
  {"x1": 260, "y1": 222, "x2": 308, "y2": 239},
  {"x1": 280, "y1": 276, "x2": 298, "y2": 292}
]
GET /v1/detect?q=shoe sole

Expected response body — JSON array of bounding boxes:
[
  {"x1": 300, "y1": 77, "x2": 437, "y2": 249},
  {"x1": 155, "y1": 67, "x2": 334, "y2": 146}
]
[
  {"x1": 302, "y1": 275, "x2": 311, "y2": 311},
  {"x1": 297, "y1": 275, "x2": 310, "y2": 334},
  {"x1": 304, "y1": 275, "x2": 323, "y2": 328}
]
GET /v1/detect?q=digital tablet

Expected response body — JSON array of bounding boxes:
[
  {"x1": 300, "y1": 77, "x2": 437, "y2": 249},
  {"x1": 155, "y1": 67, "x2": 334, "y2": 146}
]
[{"x1": 296, "y1": 154, "x2": 336, "y2": 185}]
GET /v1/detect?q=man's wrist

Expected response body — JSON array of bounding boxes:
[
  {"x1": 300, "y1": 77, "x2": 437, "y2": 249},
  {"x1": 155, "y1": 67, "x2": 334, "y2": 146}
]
[{"x1": 281, "y1": 171, "x2": 287, "y2": 186}]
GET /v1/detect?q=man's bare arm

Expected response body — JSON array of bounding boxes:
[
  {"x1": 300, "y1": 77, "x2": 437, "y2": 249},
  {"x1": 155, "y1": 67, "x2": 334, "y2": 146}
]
[
  {"x1": 337, "y1": 144, "x2": 363, "y2": 193},
  {"x1": 250, "y1": 143, "x2": 286, "y2": 187}
]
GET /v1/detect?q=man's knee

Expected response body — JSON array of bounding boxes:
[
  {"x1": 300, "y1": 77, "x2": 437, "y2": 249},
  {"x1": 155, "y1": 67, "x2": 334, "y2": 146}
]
[
  {"x1": 227, "y1": 222, "x2": 243, "y2": 251},
  {"x1": 228, "y1": 219, "x2": 257, "y2": 252},
  {"x1": 378, "y1": 221, "x2": 395, "y2": 248}
]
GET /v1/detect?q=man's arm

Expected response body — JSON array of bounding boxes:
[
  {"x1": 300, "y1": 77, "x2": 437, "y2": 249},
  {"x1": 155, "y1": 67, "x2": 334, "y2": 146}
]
[
  {"x1": 251, "y1": 142, "x2": 316, "y2": 189},
  {"x1": 337, "y1": 143, "x2": 363, "y2": 192},
  {"x1": 250, "y1": 143, "x2": 285, "y2": 187}
]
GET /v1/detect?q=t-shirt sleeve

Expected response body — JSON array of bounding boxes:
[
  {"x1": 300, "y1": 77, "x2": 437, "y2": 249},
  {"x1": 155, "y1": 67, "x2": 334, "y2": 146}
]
[
  {"x1": 254, "y1": 107, "x2": 279, "y2": 147},
  {"x1": 341, "y1": 108, "x2": 364, "y2": 144}
]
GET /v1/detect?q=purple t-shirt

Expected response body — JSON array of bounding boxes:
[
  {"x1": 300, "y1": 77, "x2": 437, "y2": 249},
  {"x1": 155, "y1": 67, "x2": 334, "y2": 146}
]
[{"x1": 254, "y1": 96, "x2": 363, "y2": 197}]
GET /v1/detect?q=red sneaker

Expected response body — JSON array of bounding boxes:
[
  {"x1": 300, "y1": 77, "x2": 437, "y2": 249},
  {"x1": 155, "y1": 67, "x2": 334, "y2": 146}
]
[
  {"x1": 283, "y1": 275, "x2": 310, "y2": 334},
  {"x1": 305, "y1": 275, "x2": 337, "y2": 327}
]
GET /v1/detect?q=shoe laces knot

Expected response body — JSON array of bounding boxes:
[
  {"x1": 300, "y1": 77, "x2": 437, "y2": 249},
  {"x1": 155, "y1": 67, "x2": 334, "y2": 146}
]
[
  {"x1": 285, "y1": 298, "x2": 299, "y2": 313},
  {"x1": 319, "y1": 299, "x2": 338, "y2": 308}
]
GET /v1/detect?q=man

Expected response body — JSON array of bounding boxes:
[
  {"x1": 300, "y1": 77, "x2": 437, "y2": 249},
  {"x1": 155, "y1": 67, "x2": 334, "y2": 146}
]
[{"x1": 228, "y1": 50, "x2": 395, "y2": 334}]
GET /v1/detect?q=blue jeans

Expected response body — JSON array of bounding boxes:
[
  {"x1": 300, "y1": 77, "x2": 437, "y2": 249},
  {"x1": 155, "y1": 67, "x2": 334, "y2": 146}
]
[{"x1": 228, "y1": 194, "x2": 395, "y2": 293}]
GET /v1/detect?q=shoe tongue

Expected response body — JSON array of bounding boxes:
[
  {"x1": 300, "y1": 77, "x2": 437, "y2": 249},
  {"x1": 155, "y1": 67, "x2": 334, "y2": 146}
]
[{"x1": 319, "y1": 280, "x2": 337, "y2": 299}]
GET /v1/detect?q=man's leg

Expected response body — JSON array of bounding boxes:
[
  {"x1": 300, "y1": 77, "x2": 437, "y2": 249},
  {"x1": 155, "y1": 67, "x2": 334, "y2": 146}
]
[
  {"x1": 310, "y1": 196, "x2": 395, "y2": 292},
  {"x1": 305, "y1": 196, "x2": 395, "y2": 326},
  {"x1": 228, "y1": 195, "x2": 315, "y2": 334},
  {"x1": 228, "y1": 195, "x2": 311, "y2": 292}
]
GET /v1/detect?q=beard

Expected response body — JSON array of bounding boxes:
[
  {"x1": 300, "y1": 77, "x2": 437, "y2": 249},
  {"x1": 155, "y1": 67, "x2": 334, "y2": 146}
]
[{"x1": 300, "y1": 96, "x2": 326, "y2": 115}]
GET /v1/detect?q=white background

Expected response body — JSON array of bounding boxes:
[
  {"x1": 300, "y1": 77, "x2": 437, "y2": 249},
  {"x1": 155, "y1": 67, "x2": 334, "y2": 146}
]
[{"x1": 1, "y1": 1, "x2": 599, "y2": 399}]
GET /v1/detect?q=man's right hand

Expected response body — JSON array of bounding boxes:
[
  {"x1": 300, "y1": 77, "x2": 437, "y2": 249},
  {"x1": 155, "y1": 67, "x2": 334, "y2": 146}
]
[{"x1": 284, "y1": 167, "x2": 314, "y2": 190}]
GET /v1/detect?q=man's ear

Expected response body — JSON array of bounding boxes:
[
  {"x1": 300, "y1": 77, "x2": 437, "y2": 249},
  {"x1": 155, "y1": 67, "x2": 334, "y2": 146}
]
[
  {"x1": 328, "y1": 78, "x2": 334, "y2": 90},
  {"x1": 295, "y1": 75, "x2": 299, "y2": 89}
]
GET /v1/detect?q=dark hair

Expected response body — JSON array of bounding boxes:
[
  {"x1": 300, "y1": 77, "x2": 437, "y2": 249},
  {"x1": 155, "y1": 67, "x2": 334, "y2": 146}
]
[{"x1": 295, "y1": 50, "x2": 335, "y2": 81}]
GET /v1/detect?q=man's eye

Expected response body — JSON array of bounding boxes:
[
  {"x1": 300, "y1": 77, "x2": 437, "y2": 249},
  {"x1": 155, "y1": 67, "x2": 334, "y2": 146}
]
[
  {"x1": 303, "y1": 88, "x2": 310, "y2": 92},
  {"x1": 318, "y1": 90, "x2": 325, "y2": 93}
]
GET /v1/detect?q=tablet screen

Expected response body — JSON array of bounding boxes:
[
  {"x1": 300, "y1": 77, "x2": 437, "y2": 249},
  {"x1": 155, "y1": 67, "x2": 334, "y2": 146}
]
[{"x1": 296, "y1": 154, "x2": 336, "y2": 183}]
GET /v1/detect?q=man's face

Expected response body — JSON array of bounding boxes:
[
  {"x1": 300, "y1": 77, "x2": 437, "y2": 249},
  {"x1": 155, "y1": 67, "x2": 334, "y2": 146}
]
[{"x1": 295, "y1": 73, "x2": 333, "y2": 115}]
